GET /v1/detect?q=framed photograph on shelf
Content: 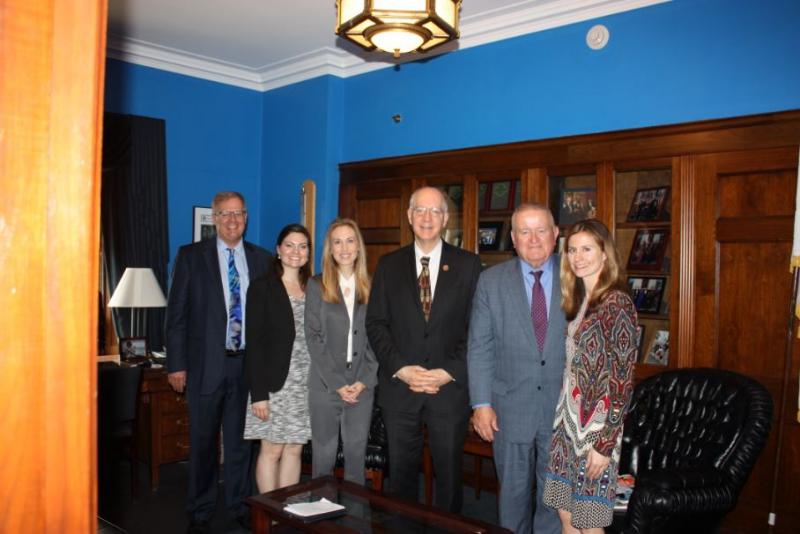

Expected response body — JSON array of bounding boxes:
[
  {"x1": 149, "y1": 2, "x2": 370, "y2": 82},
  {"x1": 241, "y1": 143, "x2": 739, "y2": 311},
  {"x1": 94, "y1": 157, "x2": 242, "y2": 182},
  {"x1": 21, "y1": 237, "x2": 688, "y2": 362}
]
[
  {"x1": 635, "y1": 325, "x2": 646, "y2": 360},
  {"x1": 627, "y1": 276, "x2": 666, "y2": 315},
  {"x1": 558, "y1": 188, "x2": 597, "y2": 226},
  {"x1": 626, "y1": 186, "x2": 670, "y2": 222},
  {"x1": 644, "y1": 330, "x2": 669, "y2": 365},
  {"x1": 120, "y1": 337, "x2": 148, "y2": 360},
  {"x1": 488, "y1": 181, "x2": 513, "y2": 211},
  {"x1": 443, "y1": 228, "x2": 463, "y2": 248},
  {"x1": 627, "y1": 228, "x2": 669, "y2": 271},
  {"x1": 193, "y1": 206, "x2": 216, "y2": 242},
  {"x1": 478, "y1": 221, "x2": 505, "y2": 251},
  {"x1": 478, "y1": 183, "x2": 489, "y2": 211}
]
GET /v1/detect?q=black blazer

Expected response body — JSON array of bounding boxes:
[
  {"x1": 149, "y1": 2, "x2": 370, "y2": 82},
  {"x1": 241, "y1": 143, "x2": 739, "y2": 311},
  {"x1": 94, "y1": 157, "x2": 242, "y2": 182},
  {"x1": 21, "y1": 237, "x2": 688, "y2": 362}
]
[
  {"x1": 244, "y1": 271, "x2": 296, "y2": 402},
  {"x1": 165, "y1": 238, "x2": 271, "y2": 396},
  {"x1": 366, "y1": 241, "x2": 481, "y2": 414}
]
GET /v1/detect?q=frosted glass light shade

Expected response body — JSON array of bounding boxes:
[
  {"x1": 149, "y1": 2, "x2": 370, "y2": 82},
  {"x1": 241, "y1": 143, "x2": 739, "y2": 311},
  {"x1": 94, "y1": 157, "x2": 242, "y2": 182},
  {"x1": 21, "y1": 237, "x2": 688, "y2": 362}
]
[{"x1": 336, "y1": 0, "x2": 461, "y2": 57}]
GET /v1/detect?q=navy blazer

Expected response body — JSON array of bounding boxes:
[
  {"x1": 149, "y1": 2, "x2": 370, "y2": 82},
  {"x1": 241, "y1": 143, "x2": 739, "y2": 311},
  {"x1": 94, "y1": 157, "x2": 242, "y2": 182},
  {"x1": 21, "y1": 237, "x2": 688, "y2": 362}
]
[{"x1": 165, "y1": 238, "x2": 271, "y2": 396}]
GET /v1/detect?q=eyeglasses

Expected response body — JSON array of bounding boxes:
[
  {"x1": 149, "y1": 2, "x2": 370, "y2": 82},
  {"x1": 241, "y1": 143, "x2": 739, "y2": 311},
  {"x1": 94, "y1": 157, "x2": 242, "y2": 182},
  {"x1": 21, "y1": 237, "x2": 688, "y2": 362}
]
[
  {"x1": 411, "y1": 206, "x2": 445, "y2": 218},
  {"x1": 215, "y1": 209, "x2": 247, "y2": 220}
]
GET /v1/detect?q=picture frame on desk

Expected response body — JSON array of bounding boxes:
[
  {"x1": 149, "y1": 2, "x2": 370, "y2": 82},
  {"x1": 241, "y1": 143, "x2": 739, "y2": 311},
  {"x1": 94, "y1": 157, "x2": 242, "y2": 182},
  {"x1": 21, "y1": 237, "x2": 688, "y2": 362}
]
[
  {"x1": 192, "y1": 206, "x2": 216, "y2": 242},
  {"x1": 627, "y1": 228, "x2": 669, "y2": 271},
  {"x1": 558, "y1": 188, "x2": 597, "y2": 226},
  {"x1": 478, "y1": 221, "x2": 505, "y2": 251},
  {"x1": 627, "y1": 186, "x2": 670, "y2": 222},
  {"x1": 628, "y1": 276, "x2": 666, "y2": 315},
  {"x1": 120, "y1": 337, "x2": 148, "y2": 360}
]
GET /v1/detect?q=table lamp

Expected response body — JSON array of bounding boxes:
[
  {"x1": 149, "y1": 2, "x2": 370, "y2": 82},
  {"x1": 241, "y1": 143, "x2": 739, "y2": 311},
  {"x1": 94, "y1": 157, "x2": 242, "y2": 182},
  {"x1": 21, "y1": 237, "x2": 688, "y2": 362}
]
[{"x1": 108, "y1": 267, "x2": 167, "y2": 340}]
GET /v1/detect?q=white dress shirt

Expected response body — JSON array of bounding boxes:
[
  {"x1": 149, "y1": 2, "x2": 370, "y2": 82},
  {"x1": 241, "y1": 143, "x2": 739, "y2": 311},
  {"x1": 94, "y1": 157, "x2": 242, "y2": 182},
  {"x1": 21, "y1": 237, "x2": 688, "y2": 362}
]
[{"x1": 339, "y1": 272, "x2": 356, "y2": 365}]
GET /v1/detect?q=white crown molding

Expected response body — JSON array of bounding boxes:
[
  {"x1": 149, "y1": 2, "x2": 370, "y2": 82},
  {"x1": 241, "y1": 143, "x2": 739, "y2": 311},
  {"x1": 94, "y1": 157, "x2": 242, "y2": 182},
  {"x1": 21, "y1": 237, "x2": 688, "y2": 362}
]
[{"x1": 106, "y1": 0, "x2": 670, "y2": 92}]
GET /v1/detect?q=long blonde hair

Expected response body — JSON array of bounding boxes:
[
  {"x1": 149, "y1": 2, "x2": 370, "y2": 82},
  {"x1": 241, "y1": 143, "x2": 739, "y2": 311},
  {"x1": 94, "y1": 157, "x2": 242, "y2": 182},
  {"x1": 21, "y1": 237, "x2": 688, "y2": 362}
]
[
  {"x1": 321, "y1": 218, "x2": 370, "y2": 304},
  {"x1": 560, "y1": 219, "x2": 629, "y2": 320}
]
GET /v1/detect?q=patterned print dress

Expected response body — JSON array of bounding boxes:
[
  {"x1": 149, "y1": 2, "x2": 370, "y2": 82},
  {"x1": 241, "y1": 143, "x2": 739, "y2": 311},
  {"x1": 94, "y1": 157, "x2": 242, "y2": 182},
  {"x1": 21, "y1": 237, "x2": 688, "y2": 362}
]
[
  {"x1": 244, "y1": 295, "x2": 312, "y2": 443},
  {"x1": 542, "y1": 290, "x2": 638, "y2": 529}
]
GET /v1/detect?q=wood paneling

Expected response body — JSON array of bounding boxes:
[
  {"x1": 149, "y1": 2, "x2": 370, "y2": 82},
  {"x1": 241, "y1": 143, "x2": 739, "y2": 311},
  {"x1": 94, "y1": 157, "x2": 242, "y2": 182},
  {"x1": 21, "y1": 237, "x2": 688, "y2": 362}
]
[
  {"x1": 340, "y1": 112, "x2": 800, "y2": 183},
  {"x1": 0, "y1": 0, "x2": 106, "y2": 531}
]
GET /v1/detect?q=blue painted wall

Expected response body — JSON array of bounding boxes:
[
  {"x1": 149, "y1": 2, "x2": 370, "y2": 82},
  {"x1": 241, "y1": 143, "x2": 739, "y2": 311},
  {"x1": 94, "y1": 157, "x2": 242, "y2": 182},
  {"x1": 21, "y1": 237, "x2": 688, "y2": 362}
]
[
  {"x1": 260, "y1": 76, "x2": 344, "y2": 264},
  {"x1": 104, "y1": 59, "x2": 265, "y2": 267},
  {"x1": 104, "y1": 0, "x2": 800, "y2": 269},
  {"x1": 341, "y1": 0, "x2": 800, "y2": 162}
]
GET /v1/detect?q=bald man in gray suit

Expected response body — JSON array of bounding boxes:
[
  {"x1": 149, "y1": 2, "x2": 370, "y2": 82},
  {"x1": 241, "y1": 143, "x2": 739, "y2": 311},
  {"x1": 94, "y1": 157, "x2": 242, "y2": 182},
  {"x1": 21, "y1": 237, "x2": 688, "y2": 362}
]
[{"x1": 467, "y1": 203, "x2": 566, "y2": 534}]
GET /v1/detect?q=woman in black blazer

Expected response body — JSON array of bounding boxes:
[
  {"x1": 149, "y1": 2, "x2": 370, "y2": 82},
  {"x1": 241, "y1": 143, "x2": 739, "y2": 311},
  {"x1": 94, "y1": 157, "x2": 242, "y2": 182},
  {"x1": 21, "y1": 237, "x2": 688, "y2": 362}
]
[
  {"x1": 305, "y1": 218, "x2": 378, "y2": 484},
  {"x1": 243, "y1": 224, "x2": 312, "y2": 492}
]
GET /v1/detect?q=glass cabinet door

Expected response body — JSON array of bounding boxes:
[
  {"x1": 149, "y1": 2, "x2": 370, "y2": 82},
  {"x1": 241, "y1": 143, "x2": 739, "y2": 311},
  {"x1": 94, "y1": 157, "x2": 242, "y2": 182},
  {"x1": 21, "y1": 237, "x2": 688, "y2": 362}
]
[
  {"x1": 614, "y1": 167, "x2": 672, "y2": 368},
  {"x1": 547, "y1": 171, "x2": 598, "y2": 253},
  {"x1": 477, "y1": 176, "x2": 521, "y2": 268}
]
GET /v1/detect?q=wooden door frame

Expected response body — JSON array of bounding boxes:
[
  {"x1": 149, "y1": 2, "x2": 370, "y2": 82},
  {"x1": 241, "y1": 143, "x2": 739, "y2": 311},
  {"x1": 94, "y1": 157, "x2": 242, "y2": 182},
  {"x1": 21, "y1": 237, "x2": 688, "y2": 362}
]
[{"x1": 1, "y1": 0, "x2": 107, "y2": 531}]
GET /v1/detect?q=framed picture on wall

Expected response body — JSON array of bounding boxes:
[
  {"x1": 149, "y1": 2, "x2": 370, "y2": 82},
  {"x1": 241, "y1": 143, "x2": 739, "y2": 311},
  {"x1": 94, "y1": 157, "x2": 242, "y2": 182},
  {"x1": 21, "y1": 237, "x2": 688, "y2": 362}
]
[
  {"x1": 558, "y1": 188, "x2": 597, "y2": 226},
  {"x1": 627, "y1": 228, "x2": 669, "y2": 271},
  {"x1": 627, "y1": 186, "x2": 670, "y2": 222},
  {"x1": 193, "y1": 206, "x2": 216, "y2": 242},
  {"x1": 478, "y1": 221, "x2": 505, "y2": 251}
]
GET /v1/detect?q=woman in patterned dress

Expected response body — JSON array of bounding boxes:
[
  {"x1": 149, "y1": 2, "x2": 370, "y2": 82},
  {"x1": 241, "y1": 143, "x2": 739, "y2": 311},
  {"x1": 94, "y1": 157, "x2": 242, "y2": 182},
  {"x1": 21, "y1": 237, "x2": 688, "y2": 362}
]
[
  {"x1": 542, "y1": 219, "x2": 639, "y2": 533},
  {"x1": 243, "y1": 224, "x2": 313, "y2": 492}
]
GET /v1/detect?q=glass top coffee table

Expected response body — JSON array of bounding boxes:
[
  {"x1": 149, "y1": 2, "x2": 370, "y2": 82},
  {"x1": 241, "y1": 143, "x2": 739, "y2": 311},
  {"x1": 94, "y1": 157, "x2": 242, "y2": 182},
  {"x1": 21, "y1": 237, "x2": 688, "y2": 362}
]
[{"x1": 246, "y1": 476, "x2": 510, "y2": 533}]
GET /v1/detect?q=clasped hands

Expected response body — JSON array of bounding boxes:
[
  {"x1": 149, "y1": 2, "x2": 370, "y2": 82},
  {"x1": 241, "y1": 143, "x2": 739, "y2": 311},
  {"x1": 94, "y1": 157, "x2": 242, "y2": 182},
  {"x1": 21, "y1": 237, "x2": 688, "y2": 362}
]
[
  {"x1": 396, "y1": 365, "x2": 452, "y2": 394},
  {"x1": 337, "y1": 381, "x2": 366, "y2": 404}
]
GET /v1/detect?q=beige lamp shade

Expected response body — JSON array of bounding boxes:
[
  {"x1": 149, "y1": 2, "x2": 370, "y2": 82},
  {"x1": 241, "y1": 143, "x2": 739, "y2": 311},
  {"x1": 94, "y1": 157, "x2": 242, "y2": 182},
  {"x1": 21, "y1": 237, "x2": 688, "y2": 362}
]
[
  {"x1": 108, "y1": 268, "x2": 167, "y2": 308},
  {"x1": 336, "y1": 0, "x2": 461, "y2": 57}
]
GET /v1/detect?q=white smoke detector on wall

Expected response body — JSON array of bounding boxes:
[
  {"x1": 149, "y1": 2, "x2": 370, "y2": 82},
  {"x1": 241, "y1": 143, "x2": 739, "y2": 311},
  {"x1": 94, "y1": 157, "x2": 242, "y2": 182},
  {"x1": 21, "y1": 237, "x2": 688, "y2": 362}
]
[{"x1": 586, "y1": 24, "x2": 610, "y2": 50}]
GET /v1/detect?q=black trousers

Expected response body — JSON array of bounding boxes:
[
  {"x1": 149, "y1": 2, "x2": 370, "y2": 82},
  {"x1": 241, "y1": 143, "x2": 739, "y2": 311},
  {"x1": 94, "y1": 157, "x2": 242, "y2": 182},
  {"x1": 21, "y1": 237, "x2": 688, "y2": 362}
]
[
  {"x1": 186, "y1": 356, "x2": 252, "y2": 521},
  {"x1": 382, "y1": 403, "x2": 469, "y2": 513}
]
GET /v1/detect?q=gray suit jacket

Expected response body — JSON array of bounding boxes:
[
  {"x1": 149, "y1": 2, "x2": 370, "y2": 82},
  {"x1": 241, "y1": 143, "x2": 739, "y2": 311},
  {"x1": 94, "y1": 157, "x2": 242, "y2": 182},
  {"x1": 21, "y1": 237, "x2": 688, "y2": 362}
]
[
  {"x1": 305, "y1": 276, "x2": 378, "y2": 393},
  {"x1": 467, "y1": 256, "x2": 567, "y2": 443}
]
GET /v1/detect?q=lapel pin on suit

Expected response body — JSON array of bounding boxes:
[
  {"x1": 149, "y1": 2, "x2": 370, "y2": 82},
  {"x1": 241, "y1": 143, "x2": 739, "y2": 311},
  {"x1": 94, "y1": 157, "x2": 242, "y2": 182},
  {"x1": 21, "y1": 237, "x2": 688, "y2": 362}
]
[{"x1": 442, "y1": 264, "x2": 450, "y2": 272}]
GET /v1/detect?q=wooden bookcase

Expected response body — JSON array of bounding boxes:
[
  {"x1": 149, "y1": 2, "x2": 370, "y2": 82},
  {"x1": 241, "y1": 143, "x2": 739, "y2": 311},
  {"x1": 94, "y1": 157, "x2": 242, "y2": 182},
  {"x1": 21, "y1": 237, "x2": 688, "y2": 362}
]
[{"x1": 340, "y1": 110, "x2": 800, "y2": 533}]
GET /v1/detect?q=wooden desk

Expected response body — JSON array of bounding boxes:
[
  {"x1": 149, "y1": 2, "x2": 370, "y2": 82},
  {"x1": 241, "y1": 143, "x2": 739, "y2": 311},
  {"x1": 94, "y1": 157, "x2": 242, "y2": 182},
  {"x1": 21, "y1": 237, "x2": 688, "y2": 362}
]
[{"x1": 135, "y1": 367, "x2": 190, "y2": 490}]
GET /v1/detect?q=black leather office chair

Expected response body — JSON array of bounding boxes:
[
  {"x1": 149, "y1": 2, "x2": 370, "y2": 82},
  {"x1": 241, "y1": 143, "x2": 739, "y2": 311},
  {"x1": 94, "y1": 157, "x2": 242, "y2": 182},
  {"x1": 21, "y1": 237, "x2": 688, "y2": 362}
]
[
  {"x1": 613, "y1": 368, "x2": 772, "y2": 534},
  {"x1": 302, "y1": 403, "x2": 389, "y2": 490},
  {"x1": 98, "y1": 362, "x2": 143, "y2": 502}
]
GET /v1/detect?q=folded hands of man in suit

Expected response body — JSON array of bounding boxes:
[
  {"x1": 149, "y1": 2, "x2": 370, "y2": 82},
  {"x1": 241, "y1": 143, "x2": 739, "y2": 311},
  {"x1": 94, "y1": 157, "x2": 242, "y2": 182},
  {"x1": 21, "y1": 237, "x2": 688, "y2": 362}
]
[{"x1": 395, "y1": 365, "x2": 454, "y2": 394}]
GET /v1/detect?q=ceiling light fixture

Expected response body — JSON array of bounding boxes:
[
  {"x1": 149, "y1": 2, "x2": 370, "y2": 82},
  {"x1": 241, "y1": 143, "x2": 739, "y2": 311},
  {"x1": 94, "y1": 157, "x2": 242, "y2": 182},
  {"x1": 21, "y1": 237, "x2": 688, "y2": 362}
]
[{"x1": 335, "y1": 0, "x2": 462, "y2": 58}]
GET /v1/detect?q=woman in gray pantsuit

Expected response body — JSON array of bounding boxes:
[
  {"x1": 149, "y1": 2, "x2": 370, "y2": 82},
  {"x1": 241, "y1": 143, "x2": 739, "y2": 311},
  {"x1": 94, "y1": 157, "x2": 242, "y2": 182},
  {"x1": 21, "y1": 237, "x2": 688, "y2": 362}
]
[{"x1": 305, "y1": 218, "x2": 378, "y2": 484}]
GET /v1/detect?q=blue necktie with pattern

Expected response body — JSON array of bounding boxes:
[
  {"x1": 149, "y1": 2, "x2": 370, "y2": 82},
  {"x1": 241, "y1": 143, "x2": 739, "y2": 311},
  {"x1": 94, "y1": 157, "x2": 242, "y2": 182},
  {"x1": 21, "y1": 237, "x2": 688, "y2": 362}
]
[{"x1": 227, "y1": 248, "x2": 242, "y2": 349}]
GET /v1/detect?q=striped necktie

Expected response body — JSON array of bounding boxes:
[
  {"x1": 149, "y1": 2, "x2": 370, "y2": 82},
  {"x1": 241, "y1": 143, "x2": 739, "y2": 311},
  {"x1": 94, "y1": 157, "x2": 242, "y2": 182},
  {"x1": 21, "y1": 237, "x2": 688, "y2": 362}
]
[{"x1": 419, "y1": 256, "x2": 432, "y2": 322}]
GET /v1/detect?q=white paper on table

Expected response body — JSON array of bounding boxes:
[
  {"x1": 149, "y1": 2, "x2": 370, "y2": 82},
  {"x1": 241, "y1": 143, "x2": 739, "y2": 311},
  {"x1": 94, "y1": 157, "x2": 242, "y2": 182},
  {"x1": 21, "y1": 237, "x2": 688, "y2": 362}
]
[{"x1": 284, "y1": 498, "x2": 345, "y2": 517}]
